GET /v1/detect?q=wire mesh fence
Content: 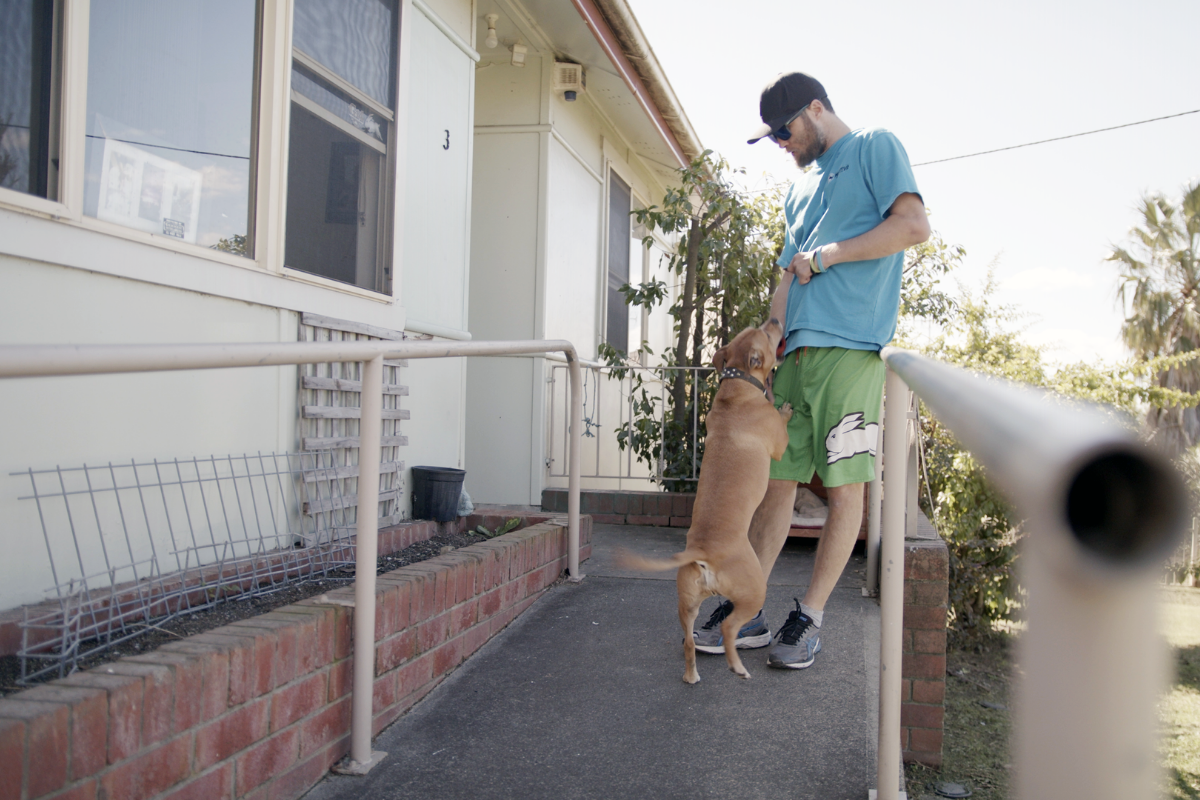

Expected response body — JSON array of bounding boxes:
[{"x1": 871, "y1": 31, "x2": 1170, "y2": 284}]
[{"x1": 13, "y1": 451, "x2": 361, "y2": 684}]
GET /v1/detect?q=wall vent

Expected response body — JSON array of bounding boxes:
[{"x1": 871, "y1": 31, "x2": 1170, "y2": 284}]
[{"x1": 553, "y1": 62, "x2": 585, "y2": 93}]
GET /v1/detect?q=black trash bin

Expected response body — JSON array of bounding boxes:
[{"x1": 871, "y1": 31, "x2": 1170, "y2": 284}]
[{"x1": 411, "y1": 466, "x2": 466, "y2": 522}]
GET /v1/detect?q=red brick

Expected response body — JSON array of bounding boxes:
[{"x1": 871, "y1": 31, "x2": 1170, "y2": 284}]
[
  {"x1": 669, "y1": 516, "x2": 693, "y2": 528},
  {"x1": 432, "y1": 637, "x2": 464, "y2": 678},
  {"x1": 328, "y1": 659, "x2": 353, "y2": 702},
  {"x1": 462, "y1": 624, "x2": 491, "y2": 659},
  {"x1": 626, "y1": 493, "x2": 645, "y2": 515},
  {"x1": 396, "y1": 654, "x2": 434, "y2": 700},
  {"x1": 514, "y1": 594, "x2": 539, "y2": 618},
  {"x1": 263, "y1": 744, "x2": 334, "y2": 800},
  {"x1": 209, "y1": 626, "x2": 279, "y2": 702},
  {"x1": 231, "y1": 617, "x2": 301, "y2": 686},
  {"x1": 909, "y1": 580, "x2": 948, "y2": 607},
  {"x1": 489, "y1": 607, "x2": 517, "y2": 636},
  {"x1": 376, "y1": 630, "x2": 416, "y2": 674},
  {"x1": 902, "y1": 653, "x2": 947, "y2": 681},
  {"x1": 591, "y1": 514, "x2": 625, "y2": 524},
  {"x1": 125, "y1": 652, "x2": 202, "y2": 734},
  {"x1": 300, "y1": 697, "x2": 351, "y2": 757},
  {"x1": 235, "y1": 728, "x2": 300, "y2": 795},
  {"x1": 272, "y1": 607, "x2": 336, "y2": 672},
  {"x1": 99, "y1": 735, "x2": 190, "y2": 800},
  {"x1": 374, "y1": 578, "x2": 413, "y2": 632},
  {"x1": 194, "y1": 697, "x2": 270, "y2": 769},
  {"x1": 907, "y1": 726, "x2": 944, "y2": 756},
  {"x1": 434, "y1": 568, "x2": 452, "y2": 614},
  {"x1": 416, "y1": 613, "x2": 450, "y2": 654},
  {"x1": 902, "y1": 605, "x2": 947, "y2": 631},
  {"x1": 449, "y1": 599, "x2": 478, "y2": 637},
  {"x1": 159, "y1": 764, "x2": 232, "y2": 800},
  {"x1": 500, "y1": 581, "x2": 521, "y2": 610},
  {"x1": 904, "y1": 546, "x2": 948, "y2": 581},
  {"x1": 478, "y1": 587, "x2": 502, "y2": 619},
  {"x1": 900, "y1": 703, "x2": 944, "y2": 730},
  {"x1": 41, "y1": 780, "x2": 97, "y2": 800},
  {"x1": 156, "y1": 641, "x2": 232, "y2": 722},
  {"x1": 106, "y1": 662, "x2": 174, "y2": 746},
  {"x1": 271, "y1": 672, "x2": 328, "y2": 732},
  {"x1": 912, "y1": 679, "x2": 946, "y2": 704},
  {"x1": 0, "y1": 717, "x2": 24, "y2": 800},
  {"x1": 627, "y1": 515, "x2": 670, "y2": 526},
  {"x1": 372, "y1": 673, "x2": 398, "y2": 712},
  {"x1": 19, "y1": 684, "x2": 108, "y2": 780},
  {"x1": 59, "y1": 673, "x2": 142, "y2": 764},
  {"x1": 912, "y1": 628, "x2": 947, "y2": 655}
]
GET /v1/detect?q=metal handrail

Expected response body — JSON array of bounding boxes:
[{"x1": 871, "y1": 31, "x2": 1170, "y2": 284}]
[
  {"x1": 0, "y1": 338, "x2": 584, "y2": 775},
  {"x1": 877, "y1": 346, "x2": 1189, "y2": 800}
]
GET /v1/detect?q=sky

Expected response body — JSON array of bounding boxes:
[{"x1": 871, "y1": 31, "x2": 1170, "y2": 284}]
[{"x1": 626, "y1": 0, "x2": 1200, "y2": 366}]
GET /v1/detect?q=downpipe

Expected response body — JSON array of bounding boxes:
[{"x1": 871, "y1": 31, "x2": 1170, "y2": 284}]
[{"x1": 881, "y1": 347, "x2": 1189, "y2": 800}]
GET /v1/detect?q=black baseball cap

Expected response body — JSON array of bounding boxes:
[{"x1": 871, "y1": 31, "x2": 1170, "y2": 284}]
[{"x1": 747, "y1": 72, "x2": 828, "y2": 144}]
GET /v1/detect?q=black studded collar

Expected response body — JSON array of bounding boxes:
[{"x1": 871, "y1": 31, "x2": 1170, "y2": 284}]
[{"x1": 717, "y1": 366, "x2": 766, "y2": 393}]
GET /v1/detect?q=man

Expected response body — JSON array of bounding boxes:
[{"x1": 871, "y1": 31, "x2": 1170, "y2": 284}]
[{"x1": 693, "y1": 72, "x2": 930, "y2": 669}]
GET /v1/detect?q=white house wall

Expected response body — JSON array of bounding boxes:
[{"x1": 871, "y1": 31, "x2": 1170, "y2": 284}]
[
  {"x1": 0, "y1": 258, "x2": 294, "y2": 609},
  {"x1": 401, "y1": 4, "x2": 475, "y2": 333}
]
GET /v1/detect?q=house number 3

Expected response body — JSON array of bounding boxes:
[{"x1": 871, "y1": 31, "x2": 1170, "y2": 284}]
[{"x1": 443, "y1": 130, "x2": 450, "y2": 150}]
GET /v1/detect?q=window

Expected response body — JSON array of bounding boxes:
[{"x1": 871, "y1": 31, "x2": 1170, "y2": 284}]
[
  {"x1": 606, "y1": 172, "x2": 631, "y2": 351},
  {"x1": 81, "y1": 0, "x2": 258, "y2": 253},
  {"x1": 0, "y1": 0, "x2": 60, "y2": 200},
  {"x1": 284, "y1": 0, "x2": 397, "y2": 293}
]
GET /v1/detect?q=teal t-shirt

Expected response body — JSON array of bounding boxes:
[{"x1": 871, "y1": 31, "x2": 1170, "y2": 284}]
[{"x1": 776, "y1": 127, "x2": 921, "y2": 353}]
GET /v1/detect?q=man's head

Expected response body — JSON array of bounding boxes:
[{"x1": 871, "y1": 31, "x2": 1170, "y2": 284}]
[{"x1": 748, "y1": 72, "x2": 837, "y2": 168}]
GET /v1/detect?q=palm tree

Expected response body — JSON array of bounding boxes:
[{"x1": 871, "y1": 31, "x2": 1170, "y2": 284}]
[{"x1": 1110, "y1": 181, "x2": 1200, "y2": 454}]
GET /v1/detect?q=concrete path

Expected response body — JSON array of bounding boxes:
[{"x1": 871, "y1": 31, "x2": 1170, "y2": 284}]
[{"x1": 304, "y1": 524, "x2": 882, "y2": 800}]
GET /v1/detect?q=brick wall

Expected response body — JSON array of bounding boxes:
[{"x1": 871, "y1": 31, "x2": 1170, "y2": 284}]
[
  {"x1": 542, "y1": 487, "x2": 695, "y2": 528},
  {"x1": 901, "y1": 536, "x2": 949, "y2": 767},
  {"x1": 0, "y1": 517, "x2": 591, "y2": 800}
]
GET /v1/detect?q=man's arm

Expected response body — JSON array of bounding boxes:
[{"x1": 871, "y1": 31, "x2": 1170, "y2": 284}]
[{"x1": 786, "y1": 192, "x2": 930, "y2": 284}]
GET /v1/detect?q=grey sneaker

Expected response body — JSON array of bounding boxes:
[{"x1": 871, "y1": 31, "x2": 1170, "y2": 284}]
[
  {"x1": 692, "y1": 599, "x2": 771, "y2": 654},
  {"x1": 767, "y1": 599, "x2": 821, "y2": 669}
]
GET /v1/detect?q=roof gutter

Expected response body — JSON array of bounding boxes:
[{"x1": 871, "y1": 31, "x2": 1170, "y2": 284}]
[{"x1": 569, "y1": 0, "x2": 699, "y2": 169}]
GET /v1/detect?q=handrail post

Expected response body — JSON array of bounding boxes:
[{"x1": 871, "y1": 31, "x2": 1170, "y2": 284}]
[
  {"x1": 347, "y1": 354, "x2": 385, "y2": 772},
  {"x1": 865, "y1": 393, "x2": 885, "y2": 596},
  {"x1": 876, "y1": 368, "x2": 910, "y2": 800},
  {"x1": 566, "y1": 353, "x2": 583, "y2": 581}
]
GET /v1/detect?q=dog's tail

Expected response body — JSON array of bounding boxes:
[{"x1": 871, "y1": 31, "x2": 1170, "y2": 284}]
[{"x1": 615, "y1": 546, "x2": 706, "y2": 573}]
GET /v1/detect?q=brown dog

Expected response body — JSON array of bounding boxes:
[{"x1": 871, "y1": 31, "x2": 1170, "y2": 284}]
[{"x1": 619, "y1": 318, "x2": 791, "y2": 683}]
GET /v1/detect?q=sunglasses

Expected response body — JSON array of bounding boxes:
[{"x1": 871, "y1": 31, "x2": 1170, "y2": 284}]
[{"x1": 768, "y1": 103, "x2": 810, "y2": 143}]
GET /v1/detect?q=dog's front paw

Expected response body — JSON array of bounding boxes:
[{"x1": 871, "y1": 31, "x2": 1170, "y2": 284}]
[
  {"x1": 779, "y1": 402, "x2": 794, "y2": 422},
  {"x1": 730, "y1": 665, "x2": 751, "y2": 680}
]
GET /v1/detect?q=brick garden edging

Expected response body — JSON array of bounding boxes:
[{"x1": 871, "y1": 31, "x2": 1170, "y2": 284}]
[
  {"x1": 0, "y1": 515, "x2": 592, "y2": 800},
  {"x1": 901, "y1": 534, "x2": 949, "y2": 767}
]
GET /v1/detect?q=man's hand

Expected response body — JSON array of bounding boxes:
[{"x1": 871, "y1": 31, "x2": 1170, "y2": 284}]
[{"x1": 786, "y1": 250, "x2": 816, "y2": 285}]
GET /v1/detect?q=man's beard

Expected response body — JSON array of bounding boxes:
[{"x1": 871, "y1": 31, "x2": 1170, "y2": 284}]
[{"x1": 791, "y1": 113, "x2": 827, "y2": 168}]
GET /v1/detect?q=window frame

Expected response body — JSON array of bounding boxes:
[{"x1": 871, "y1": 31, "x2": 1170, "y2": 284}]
[{"x1": 0, "y1": 0, "x2": 402, "y2": 303}]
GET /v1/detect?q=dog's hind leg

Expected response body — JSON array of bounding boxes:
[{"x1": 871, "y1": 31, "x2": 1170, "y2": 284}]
[
  {"x1": 676, "y1": 563, "x2": 705, "y2": 684},
  {"x1": 719, "y1": 602, "x2": 757, "y2": 679}
]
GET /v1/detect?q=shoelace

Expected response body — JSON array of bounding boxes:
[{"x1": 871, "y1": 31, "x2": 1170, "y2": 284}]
[
  {"x1": 700, "y1": 599, "x2": 733, "y2": 631},
  {"x1": 776, "y1": 599, "x2": 814, "y2": 646}
]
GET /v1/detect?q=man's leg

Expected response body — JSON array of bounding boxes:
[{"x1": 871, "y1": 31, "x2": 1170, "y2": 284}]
[
  {"x1": 748, "y1": 478, "x2": 800, "y2": 582},
  {"x1": 801, "y1": 481, "x2": 864, "y2": 612}
]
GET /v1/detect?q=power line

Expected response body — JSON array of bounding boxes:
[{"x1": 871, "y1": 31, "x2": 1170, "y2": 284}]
[{"x1": 911, "y1": 109, "x2": 1200, "y2": 167}]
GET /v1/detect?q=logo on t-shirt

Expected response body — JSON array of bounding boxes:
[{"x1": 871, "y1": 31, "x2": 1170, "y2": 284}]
[{"x1": 827, "y1": 165, "x2": 849, "y2": 182}]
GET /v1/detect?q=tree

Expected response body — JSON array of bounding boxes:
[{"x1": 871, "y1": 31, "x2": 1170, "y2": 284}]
[
  {"x1": 1109, "y1": 181, "x2": 1200, "y2": 455},
  {"x1": 602, "y1": 152, "x2": 785, "y2": 490}
]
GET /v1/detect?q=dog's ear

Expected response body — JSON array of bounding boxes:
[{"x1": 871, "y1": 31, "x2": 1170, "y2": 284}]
[{"x1": 712, "y1": 345, "x2": 729, "y2": 371}]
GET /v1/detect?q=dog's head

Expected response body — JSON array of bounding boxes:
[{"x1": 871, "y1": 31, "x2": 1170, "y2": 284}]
[{"x1": 711, "y1": 317, "x2": 785, "y2": 382}]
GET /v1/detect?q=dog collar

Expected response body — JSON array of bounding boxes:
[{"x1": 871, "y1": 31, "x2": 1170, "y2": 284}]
[{"x1": 718, "y1": 367, "x2": 765, "y2": 393}]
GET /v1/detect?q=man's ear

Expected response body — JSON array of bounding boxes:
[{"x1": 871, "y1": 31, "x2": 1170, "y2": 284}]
[{"x1": 712, "y1": 345, "x2": 728, "y2": 371}]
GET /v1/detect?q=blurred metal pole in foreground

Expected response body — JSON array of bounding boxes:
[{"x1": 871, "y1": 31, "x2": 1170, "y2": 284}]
[{"x1": 881, "y1": 346, "x2": 1188, "y2": 800}]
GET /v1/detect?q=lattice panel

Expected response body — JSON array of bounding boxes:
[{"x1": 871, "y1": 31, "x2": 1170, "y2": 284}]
[{"x1": 299, "y1": 312, "x2": 409, "y2": 533}]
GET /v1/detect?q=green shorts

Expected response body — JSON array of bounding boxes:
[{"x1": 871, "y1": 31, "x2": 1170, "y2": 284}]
[{"x1": 768, "y1": 346, "x2": 885, "y2": 487}]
